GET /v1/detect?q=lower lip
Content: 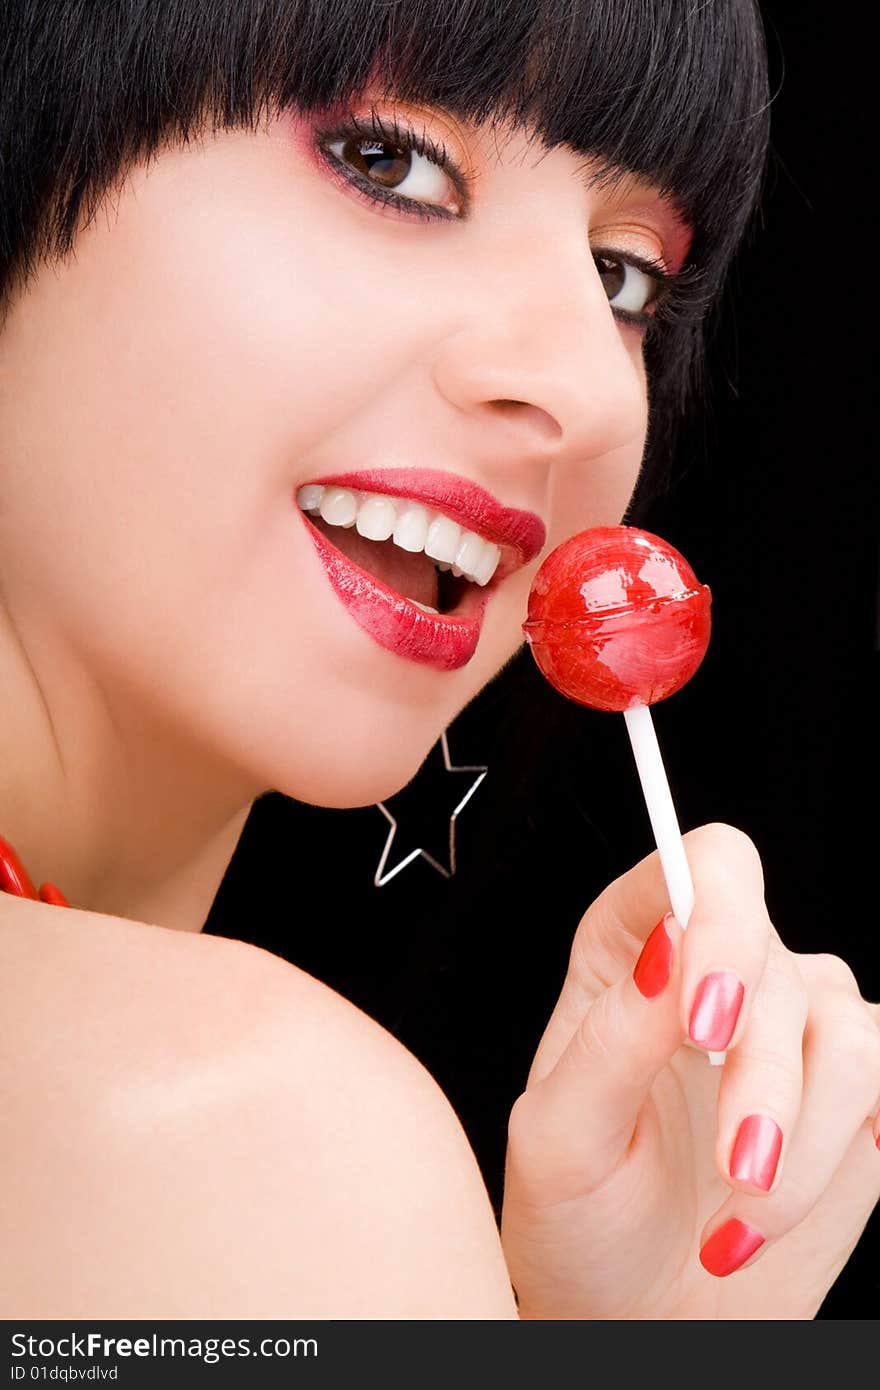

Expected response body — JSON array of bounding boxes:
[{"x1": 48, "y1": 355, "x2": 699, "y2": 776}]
[{"x1": 300, "y1": 512, "x2": 489, "y2": 671}]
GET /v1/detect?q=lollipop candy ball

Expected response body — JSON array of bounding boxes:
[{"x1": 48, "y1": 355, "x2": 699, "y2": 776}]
[{"x1": 522, "y1": 526, "x2": 712, "y2": 712}]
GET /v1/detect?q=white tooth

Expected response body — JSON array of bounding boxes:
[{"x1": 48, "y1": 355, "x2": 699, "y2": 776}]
[
  {"x1": 309, "y1": 481, "x2": 501, "y2": 580},
  {"x1": 356, "y1": 494, "x2": 397, "y2": 541},
  {"x1": 296, "y1": 484, "x2": 324, "y2": 512},
  {"x1": 410, "y1": 600, "x2": 440, "y2": 614},
  {"x1": 454, "y1": 530, "x2": 491, "y2": 582},
  {"x1": 472, "y1": 542, "x2": 501, "y2": 586},
  {"x1": 319, "y1": 486, "x2": 358, "y2": 528},
  {"x1": 425, "y1": 514, "x2": 462, "y2": 565},
  {"x1": 392, "y1": 504, "x2": 430, "y2": 553}
]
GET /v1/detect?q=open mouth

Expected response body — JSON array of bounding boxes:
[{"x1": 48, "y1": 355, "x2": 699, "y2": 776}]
[
  {"x1": 295, "y1": 472, "x2": 545, "y2": 670},
  {"x1": 296, "y1": 483, "x2": 503, "y2": 616}
]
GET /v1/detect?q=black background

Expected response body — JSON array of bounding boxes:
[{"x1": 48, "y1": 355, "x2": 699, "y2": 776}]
[{"x1": 205, "y1": 5, "x2": 878, "y2": 1318}]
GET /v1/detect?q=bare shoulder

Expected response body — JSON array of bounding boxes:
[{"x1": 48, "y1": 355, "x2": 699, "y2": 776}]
[{"x1": 0, "y1": 897, "x2": 517, "y2": 1319}]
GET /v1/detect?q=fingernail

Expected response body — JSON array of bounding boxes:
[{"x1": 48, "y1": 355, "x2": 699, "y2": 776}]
[
  {"x1": 689, "y1": 971, "x2": 744, "y2": 1050},
  {"x1": 0, "y1": 834, "x2": 40, "y2": 900},
  {"x1": 729, "y1": 1114, "x2": 783, "y2": 1191},
  {"x1": 38, "y1": 882, "x2": 71, "y2": 908},
  {"x1": 633, "y1": 913, "x2": 675, "y2": 998},
  {"x1": 699, "y1": 1217, "x2": 765, "y2": 1277}
]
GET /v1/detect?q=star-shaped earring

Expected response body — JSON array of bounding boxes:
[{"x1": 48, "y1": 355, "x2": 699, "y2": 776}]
[{"x1": 373, "y1": 730, "x2": 488, "y2": 887}]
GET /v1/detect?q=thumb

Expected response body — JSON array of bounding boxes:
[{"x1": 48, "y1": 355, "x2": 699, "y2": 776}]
[{"x1": 507, "y1": 913, "x2": 686, "y2": 1204}]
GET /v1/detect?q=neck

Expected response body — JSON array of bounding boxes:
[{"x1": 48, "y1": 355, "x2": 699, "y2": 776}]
[
  {"x1": 0, "y1": 607, "x2": 259, "y2": 934},
  {"x1": 0, "y1": 793, "x2": 253, "y2": 934}
]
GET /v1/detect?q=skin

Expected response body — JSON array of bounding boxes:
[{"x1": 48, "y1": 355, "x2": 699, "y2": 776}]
[
  {"x1": 502, "y1": 825, "x2": 880, "y2": 1317},
  {"x1": 0, "y1": 98, "x2": 657, "y2": 929},
  {"x1": 0, "y1": 94, "x2": 877, "y2": 1317}
]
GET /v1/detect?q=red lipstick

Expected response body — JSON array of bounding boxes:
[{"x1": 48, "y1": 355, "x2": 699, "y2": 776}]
[
  {"x1": 302, "y1": 515, "x2": 487, "y2": 670},
  {"x1": 297, "y1": 470, "x2": 545, "y2": 671}
]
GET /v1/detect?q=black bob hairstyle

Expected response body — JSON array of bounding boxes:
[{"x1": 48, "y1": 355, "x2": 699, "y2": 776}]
[{"x1": 0, "y1": 0, "x2": 770, "y2": 499}]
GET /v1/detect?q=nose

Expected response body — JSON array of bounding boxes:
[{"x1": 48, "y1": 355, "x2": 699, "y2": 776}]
[{"x1": 431, "y1": 236, "x2": 648, "y2": 464}]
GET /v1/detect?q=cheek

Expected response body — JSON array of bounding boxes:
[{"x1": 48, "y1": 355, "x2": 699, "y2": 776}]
[
  {"x1": 26, "y1": 121, "x2": 439, "y2": 532},
  {"x1": 454, "y1": 427, "x2": 647, "y2": 693},
  {"x1": 1, "y1": 129, "x2": 444, "y2": 636},
  {"x1": 95, "y1": 136, "x2": 402, "y2": 472},
  {"x1": 540, "y1": 344, "x2": 648, "y2": 554},
  {"x1": 545, "y1": 434, "x2": 646, "y2": 555}
]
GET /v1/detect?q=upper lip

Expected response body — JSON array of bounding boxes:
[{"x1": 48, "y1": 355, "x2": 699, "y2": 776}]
[{"x1": 306, "y1": 468, "x2": 546, "y2": 570}]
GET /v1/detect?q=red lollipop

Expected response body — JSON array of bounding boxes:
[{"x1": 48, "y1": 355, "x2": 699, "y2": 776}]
[
  {"x1": 523, "y1": 526, "x2": 724, "y2": 1062},
  {"x1": 522, "y1": 526, "x2": 711, "y2": 711}
]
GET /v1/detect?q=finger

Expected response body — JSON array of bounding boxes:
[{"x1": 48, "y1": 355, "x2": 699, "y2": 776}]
[
  {"x1": 698, "y1": 989, "x2": 880, "y2": 1278},
  {"x1": 714, "y1": 940, "x2": 808, "y2": 1194},
  {"x1": 534, "y1": 823, "x2": 771, "y2": 1087},
  {"x1": 507, "y1": 913, "x2": 686, "y2": 1205},
  {"x1": 677, "y1": 825, "x2": 772, "y2": 1055}
]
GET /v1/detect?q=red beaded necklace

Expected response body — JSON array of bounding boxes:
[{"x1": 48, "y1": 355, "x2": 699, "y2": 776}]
[{"x1": 0, "y1": 835, "x2": 70, "y2": 907}]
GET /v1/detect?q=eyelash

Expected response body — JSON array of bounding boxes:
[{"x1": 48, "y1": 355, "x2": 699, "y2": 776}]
[{"x1": 312, "y1": 109, "x2": 709, "y2": 336}]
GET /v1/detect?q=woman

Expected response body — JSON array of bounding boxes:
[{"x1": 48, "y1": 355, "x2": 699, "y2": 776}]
[{"x1": 0, "y1": 0, "x2": 877, "y2": 1318}]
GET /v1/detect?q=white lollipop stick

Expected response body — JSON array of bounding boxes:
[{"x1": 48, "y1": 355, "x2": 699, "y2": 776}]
[{"x1": 623, "y1": 704, "x2": 726, "y2": 1066}]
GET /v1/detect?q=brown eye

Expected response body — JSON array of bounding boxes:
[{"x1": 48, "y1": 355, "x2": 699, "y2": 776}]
[
  {"x1": 325, "y1": 131, "x2": 461, "y2": 212},
  {"x1": 339, "y1": 137, "x2": 412, "y2": 189},
  {"x1": 596, "y1": 254, "x2": 626, "y2": 298},
  {"x1": 594, "y1": 251, "x2": 658, "y2": 316}
]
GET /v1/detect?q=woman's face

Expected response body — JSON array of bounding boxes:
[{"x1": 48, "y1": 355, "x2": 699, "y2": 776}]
[{"x1": 0, "y1": 94, "x2": 690, "y2": 808}]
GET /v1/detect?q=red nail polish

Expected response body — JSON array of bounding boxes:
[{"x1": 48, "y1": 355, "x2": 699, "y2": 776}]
[
  {"x1": 0, "y1": 835, "x2": 40, "y2": 900},
  {"x1": 729, "y1": 1115, "x2": 783, "y2": 1191},
  {"x1": 688, "y1": 971, "x2": 744, "y2": 1050},
  {"x1": 39, "y1": 882, "x2": 71, "y2": 908},
  {"x1": 633, "y1": 914, "x2": 675, "y2": 998},
  {"x1": 0, "y1": 836, "x2": 70, "y2": 908},
  {"x1": 699, "y1": 1218, "x2": 764, "y2": 1277}
]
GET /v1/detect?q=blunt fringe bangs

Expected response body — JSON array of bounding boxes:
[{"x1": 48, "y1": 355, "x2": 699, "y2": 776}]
[{"x1": 0, "y1": 0, "x2": 771, "y2": 492}]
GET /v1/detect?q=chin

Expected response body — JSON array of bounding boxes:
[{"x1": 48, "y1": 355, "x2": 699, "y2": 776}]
[{"x1": 267, "y1": 738, "x2": 437, "y2": 811}]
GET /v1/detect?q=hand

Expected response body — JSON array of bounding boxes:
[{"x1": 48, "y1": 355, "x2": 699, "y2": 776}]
[{"x1": 500, "y1": 824, "x2": 880, "y2": 1319}]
